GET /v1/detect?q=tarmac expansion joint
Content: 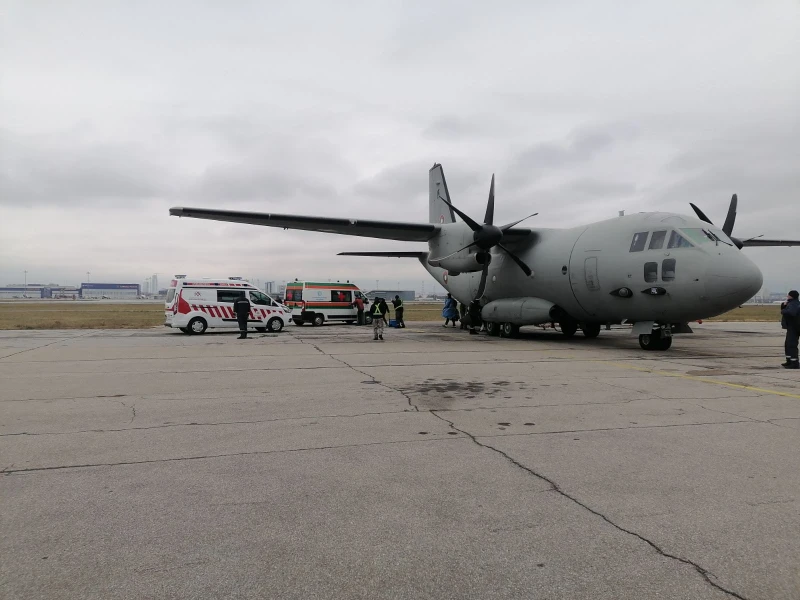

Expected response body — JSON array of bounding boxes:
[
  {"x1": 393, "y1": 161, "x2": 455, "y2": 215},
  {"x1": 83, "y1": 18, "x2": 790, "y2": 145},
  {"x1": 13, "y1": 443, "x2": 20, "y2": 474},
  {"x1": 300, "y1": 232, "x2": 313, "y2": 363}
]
[{"x1": 428, "y1": 410, "x2": 751, "y2": 600}]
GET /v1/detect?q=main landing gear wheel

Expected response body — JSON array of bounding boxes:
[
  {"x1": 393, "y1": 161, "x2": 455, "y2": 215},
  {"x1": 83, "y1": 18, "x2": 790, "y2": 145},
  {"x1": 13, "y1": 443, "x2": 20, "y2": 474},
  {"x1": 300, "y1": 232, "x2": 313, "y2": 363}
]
[
  {"x1": 559, "y1": 321, "x2": 578, "y2": 338},
  {"x1": 500, "y1": 322, "x2": 520, "y2": 338},
  {"x1": 639, "y1": 331, "x2": 672, "y2": 351},
  {"x1": 312, "y1": 314, "x2": 325, "y2": 327},
  {"x1": 582, "y1": 323, "x2": 601, "y2": 338},
  {"x1": 485, "y1": 322, "x2": 501, "y2": 336},
  {"x1": 267, "y1": 318, "x2": 283, "y2": 333},
  {"x1": 187, "y1": 317, "x2": 207, "y2": 335}
]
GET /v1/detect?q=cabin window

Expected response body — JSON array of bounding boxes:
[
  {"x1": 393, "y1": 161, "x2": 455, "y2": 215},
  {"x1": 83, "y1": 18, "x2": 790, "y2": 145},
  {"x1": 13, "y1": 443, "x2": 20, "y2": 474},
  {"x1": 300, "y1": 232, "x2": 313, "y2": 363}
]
[
  {"x1": 644, "y1": 262, "x2": 658, "y2": 283},
  {"x1": 648, "y1": 230, "x2": 667, "y2": 250},
  {"x1": 217, "y1": 290, "x2": 245, "y2": 303},
  {"x1": 331, "y1": 290, "x2": 352, "y2": 303},
  {"x1": 629, "y1": 232, "x2": 649, "y2": 252},
  {"x1": 667, "y1": 231, "x2": 693, "y2": 249},
  {"x1": 662, "y1": 259, "x2": 676, "y2": 281},
  {"x1": 249, "y1": 291, "x2": 270, "y2": 305}
]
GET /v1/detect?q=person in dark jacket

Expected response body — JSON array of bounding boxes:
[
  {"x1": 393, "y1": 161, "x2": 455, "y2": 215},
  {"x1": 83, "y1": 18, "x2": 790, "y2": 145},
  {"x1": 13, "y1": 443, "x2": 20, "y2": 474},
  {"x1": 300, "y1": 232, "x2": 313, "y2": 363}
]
[
  {"x1": 780, "y1": 290, "x2": 799, "y2": 369},
  {"x1": 233, "y1": 294, "x2": 252, "y2": 339},
  {"x1": 467, "y1": 300, "x2": 482, "y2": 335},
  {"x1": 391, "y1": 295, "x2": 405, "y2": 328},
  {"x1": 459, "y1": 302, "x2": 468, "y2": 329}
]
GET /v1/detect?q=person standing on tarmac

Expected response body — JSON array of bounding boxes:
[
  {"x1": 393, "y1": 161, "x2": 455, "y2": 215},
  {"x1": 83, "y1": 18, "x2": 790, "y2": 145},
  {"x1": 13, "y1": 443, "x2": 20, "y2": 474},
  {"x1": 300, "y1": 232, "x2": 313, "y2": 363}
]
[
  {"x1": 391, "y1": 295, "x2": 405, "y2": 328},
  {"x1": 352, "y1": 295, "x2": 366, "y2": 326},
  {"x1": 371, "y1": 297, "x2": 389, "y2": 340},
  {"x1": 780, "y1": 290, "x2": 799, "y2": 369},
  {"x1": 233, "y1": 293, "x2": 252, "y2": 339},
  {"x1": 442, "y1": 293, "x2": 458, "y2": 327},
  {"x1": 467, "y1": 300, "x2": 482, "y2": 335}
]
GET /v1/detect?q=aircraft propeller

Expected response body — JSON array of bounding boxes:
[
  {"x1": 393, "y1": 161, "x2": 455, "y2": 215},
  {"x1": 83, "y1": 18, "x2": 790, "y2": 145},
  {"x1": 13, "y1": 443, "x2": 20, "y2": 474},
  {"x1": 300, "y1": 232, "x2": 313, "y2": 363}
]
[
  {"x1": 438, "y1": 174, "x2": 537, "y2": 299},
  {"x1": 689, "y1": 194, "x2": 744, "y2": 249}
]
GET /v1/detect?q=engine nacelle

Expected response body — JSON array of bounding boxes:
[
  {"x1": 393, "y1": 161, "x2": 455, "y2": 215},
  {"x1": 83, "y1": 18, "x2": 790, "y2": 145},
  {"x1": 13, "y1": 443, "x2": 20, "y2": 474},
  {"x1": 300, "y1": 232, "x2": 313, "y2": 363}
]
[
  {"x1": 482, "y1": 297, "x2": 559, "y2": 326},
  {"x1": 429, "y1": 251, "x2": 490, "y2": 274}
]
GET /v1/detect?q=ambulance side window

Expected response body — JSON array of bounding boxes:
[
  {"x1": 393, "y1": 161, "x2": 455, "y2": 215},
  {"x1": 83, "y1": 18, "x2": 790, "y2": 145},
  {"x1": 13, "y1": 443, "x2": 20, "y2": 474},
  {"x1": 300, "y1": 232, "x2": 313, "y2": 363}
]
[
  {"x1": 166, "y1": 288, "x2": 176, "y2": 304},
  {"x1": 331, "y1": 291, "x2": 352, "y2": 303},
  {"x1": 218, "y1": 290, "x2": 244, "y2": 303}
]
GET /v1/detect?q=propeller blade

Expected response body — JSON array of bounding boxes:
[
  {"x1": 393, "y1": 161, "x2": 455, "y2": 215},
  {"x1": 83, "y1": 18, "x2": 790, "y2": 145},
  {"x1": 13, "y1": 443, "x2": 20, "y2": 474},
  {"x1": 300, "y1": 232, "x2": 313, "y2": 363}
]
[
  {"x1": 722, "y1": 193, "x2": 737, "y2": 236},
  {"x1": 689, "y1": 203, "x2": 714, "y2": 225},
  {"x1": 428, "y1": 241, "x2": 477, "y2": 265},
  {"x1": 484, "y1": 174, "x2": 495, "y2": 226},
  {"x1": 475, "y1": 262, "x2": 490, "y2": 300},
  {"x1": 500, "y1": 212, "x2": 538, "y2": 232},
  {"x1": 439, "y1": 196, "x2": 481, "y2": 232},
  {"x1": 497, "y1": 243, "x2": 532, "y2": 277}
]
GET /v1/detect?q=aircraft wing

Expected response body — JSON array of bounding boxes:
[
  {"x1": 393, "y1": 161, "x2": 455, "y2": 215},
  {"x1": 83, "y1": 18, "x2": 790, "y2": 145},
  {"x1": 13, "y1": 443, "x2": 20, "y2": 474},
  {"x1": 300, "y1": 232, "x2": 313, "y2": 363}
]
[
  {"x1": 741, "y1": 238, "x2": 800, "y2": 247},
  {"x1": 169, "y1": 207, "x2": 440, "y2": 242},
  {"x1": 338, "y1": 251, "x2": 428, "y2": 258}
]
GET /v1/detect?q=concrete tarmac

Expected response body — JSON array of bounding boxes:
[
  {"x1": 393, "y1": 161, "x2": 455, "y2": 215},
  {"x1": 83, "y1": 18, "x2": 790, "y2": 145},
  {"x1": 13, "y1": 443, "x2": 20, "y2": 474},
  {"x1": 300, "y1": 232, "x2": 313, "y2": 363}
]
[{"x1": 1, "y1": 322, "x2": 798, "y2": 600}]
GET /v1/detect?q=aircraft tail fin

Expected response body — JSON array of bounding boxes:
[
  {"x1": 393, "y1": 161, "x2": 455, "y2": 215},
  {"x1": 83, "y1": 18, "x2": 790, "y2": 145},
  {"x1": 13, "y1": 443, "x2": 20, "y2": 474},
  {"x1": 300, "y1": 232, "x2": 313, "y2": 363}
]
[{"x1": 429, "y1": 163, "x2": 456, "y2": 225}]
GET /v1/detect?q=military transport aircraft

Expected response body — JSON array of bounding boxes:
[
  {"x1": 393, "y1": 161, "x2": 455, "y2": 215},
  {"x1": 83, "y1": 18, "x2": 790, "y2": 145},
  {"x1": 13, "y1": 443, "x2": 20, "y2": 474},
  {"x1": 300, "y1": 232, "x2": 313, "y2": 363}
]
[{"x1": 170, "y1": 164, "x2": 798, "y2": 351}]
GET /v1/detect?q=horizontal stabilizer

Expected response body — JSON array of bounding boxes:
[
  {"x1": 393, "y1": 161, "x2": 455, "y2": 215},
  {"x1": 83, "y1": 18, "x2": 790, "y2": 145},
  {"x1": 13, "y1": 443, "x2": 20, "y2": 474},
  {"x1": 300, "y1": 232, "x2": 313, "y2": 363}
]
[
  {"x1": 741, "y1": 238, "x2": 800, "y2": 247},
  {"x1": 338, "y1": 251, "x2": 428, "y2": 258},
  {"x1": 170, "y1": 207, "x2": 439, "y2": 242}
]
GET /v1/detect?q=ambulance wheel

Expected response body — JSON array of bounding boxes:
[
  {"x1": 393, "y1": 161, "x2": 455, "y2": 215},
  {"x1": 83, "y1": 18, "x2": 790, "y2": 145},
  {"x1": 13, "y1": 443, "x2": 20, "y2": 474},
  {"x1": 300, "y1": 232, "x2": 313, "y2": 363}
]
[
  {"x1": 255, "y1": 327, "x2": 268, "y2": 333},
  {"x1": 582, "y1": 323, "x2": 601, "y2": 338},
  {"x1": 364, "y1": 314, "x2": 373, "y2": 325},
  {"x1": 187, "y1": 317, "x2": 207, "y2": 335},
  {"x1": 559, "y1": 320, "x2": 578, "y2": 338},
  {"x1": 485, "y1": 322, "x2": 501, "y2": 336},
  {"x1": 267, "y1": 318, "x2": 283, "y2": 333},
  {"x1": 312, "y1": 314, "x2": 324, "y2": 326}
]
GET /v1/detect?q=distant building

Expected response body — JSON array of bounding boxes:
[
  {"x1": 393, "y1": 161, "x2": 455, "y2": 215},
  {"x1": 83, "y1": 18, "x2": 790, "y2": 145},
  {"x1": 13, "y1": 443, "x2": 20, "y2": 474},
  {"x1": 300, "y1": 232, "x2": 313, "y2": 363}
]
[
  {"x1": 364, "y1": 290, "x2": 415, "y2": 302},
  {"x1": 80, "y1": 283, "x2": 140, "y2": 299},
  {"x1": 0, "y1": 287, "x2": 43, "y2": 299},
  {"x1": 264, "y1": 281, "x2": 275, "y2": 294}
]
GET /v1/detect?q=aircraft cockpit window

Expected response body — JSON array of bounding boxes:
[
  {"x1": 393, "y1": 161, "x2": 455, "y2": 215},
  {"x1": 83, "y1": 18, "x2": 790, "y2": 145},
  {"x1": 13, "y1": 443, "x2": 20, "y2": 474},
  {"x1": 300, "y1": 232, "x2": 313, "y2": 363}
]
[
  {"x1": 629, "y1": 232, "x2": 649, "y2": 252},
  {"x1": 679, "y1": 228, "x2": 724, "y2": 246},
  {"x1": 648, "y1": 230, "x2": 667, "y2": 250},
  {"x1": 667, "y1": 231, "x2": 693, "y2": 249},
  {"x1": 644, "y1": 262, "x2": 658, "y2": 283}
]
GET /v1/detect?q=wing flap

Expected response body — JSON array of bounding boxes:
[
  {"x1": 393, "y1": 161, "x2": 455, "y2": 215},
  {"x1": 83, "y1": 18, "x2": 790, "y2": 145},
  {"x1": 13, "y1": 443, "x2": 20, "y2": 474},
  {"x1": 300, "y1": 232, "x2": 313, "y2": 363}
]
[{"x1": 169, "y1": 207, "x2": 439, "y2": 242}]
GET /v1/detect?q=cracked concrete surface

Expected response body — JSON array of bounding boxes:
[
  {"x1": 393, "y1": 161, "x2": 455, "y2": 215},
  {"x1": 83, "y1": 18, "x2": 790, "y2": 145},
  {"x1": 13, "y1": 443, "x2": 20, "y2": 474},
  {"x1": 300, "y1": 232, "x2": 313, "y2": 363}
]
[{"x1": 1, "y1": 322, "x2": 798, "y2": 599}]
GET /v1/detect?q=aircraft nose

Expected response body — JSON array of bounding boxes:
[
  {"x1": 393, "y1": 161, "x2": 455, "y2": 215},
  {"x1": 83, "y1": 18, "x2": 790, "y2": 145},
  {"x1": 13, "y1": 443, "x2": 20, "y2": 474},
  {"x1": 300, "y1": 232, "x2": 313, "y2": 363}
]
[{"x1": 704, "y1": 253, "x2": 763, "y2": 304}]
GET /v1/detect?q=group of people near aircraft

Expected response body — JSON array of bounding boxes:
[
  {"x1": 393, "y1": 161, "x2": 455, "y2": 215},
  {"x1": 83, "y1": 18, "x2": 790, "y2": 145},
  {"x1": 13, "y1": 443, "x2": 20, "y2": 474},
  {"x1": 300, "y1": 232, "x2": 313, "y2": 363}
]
[{"x1": 442, "y1": 293, "x2": 483, "y2": 336}]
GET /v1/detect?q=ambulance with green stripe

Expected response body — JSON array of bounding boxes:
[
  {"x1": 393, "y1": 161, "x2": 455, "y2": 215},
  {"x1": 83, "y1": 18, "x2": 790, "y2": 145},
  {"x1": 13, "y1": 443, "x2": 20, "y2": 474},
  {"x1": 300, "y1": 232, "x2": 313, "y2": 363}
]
[{"x1": 285, "y1": 281, "x2": 371, "y2": 326}]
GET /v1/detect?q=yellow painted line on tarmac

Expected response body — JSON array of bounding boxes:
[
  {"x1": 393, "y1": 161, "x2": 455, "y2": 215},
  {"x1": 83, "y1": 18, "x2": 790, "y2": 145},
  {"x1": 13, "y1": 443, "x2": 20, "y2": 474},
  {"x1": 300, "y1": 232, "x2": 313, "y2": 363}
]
[{"x1": 602, "y1": 361, "x2": 800, "y2": 400}]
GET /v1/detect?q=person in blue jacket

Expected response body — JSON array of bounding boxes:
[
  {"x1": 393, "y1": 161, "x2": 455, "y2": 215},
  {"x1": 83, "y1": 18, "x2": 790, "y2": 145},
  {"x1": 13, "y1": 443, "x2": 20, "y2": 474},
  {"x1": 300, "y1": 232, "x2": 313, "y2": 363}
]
[
  {"x1": 442, "y1": 293, "x2": 459, "y2": 327},
  {"x1": 780, "y1": 290, "x2": 799, "y2": 369}
]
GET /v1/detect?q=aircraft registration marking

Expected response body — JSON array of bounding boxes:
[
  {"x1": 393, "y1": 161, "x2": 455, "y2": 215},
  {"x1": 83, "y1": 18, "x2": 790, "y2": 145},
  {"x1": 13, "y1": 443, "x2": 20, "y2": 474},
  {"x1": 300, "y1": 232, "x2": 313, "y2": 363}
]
[{"x1": 603, "y1": 361, "x2": 800, "y2": 400}]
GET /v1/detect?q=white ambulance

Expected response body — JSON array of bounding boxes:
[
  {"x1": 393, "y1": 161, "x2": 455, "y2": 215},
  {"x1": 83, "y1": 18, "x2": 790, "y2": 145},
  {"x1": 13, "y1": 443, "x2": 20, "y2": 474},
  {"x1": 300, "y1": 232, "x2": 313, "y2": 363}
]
[{"x1": 164, "y1": 276, "x2": 290, "y2": 334}]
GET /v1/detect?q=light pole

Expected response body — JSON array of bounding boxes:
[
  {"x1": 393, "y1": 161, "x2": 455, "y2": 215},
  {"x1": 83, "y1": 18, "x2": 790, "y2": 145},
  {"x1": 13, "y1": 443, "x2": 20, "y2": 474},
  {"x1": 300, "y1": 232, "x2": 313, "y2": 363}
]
[
  {"x1": 86, "y1": 271, "x2": 90, "y2": 283},
  {"x1": 24, "y1": 270, "x2": 28, "y2": 290},
  {"x1": 376, "y1": 280, "x2": 379, "y2": 291}
]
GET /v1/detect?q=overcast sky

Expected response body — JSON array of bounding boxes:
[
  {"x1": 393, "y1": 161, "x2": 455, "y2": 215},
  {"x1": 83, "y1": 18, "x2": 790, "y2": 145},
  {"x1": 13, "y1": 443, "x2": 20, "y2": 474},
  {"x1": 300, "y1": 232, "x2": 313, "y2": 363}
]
[{"x1": 1, "y1": 0, "x2": 798, "y2": 294}]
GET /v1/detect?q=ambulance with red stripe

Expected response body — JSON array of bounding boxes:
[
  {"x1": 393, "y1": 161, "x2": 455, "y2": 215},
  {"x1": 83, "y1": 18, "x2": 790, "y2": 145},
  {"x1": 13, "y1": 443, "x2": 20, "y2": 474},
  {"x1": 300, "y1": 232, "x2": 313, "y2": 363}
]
[
  {"x1": 285, "y1": 280, "x2": 370, "y2": 326},
  {"x1": 164, "y1": 276, "x2": 290, "y2": 334}
]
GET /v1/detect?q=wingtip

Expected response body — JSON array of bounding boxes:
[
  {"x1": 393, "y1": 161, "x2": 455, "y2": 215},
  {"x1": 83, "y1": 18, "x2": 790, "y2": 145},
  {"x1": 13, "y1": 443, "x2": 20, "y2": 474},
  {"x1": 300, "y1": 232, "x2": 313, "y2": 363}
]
[{"x1": 169, "y1": 207, "x2": 184, "y2": 216}]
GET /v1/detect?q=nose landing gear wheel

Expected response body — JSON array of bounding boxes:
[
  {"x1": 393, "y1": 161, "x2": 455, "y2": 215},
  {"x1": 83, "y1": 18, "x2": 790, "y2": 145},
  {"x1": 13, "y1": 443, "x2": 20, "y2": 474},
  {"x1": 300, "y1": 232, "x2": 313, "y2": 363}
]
[{"x1": 639, "y1": 331, "x2": 672, "y2": 351}]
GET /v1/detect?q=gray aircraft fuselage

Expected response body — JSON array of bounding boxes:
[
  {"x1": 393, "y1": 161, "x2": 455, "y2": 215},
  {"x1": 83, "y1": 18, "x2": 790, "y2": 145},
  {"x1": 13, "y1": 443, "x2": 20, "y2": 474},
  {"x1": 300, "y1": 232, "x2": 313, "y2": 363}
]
[{"x1": 425, "y1": 211, "x2": 762, "y2": 325}]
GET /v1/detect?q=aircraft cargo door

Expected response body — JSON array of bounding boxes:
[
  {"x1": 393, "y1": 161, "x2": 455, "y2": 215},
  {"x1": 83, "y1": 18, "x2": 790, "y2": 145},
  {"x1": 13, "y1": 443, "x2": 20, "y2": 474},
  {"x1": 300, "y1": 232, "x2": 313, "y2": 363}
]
[{"x1": 568, "y1": 229, "x2": 602, "y2": 318}]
